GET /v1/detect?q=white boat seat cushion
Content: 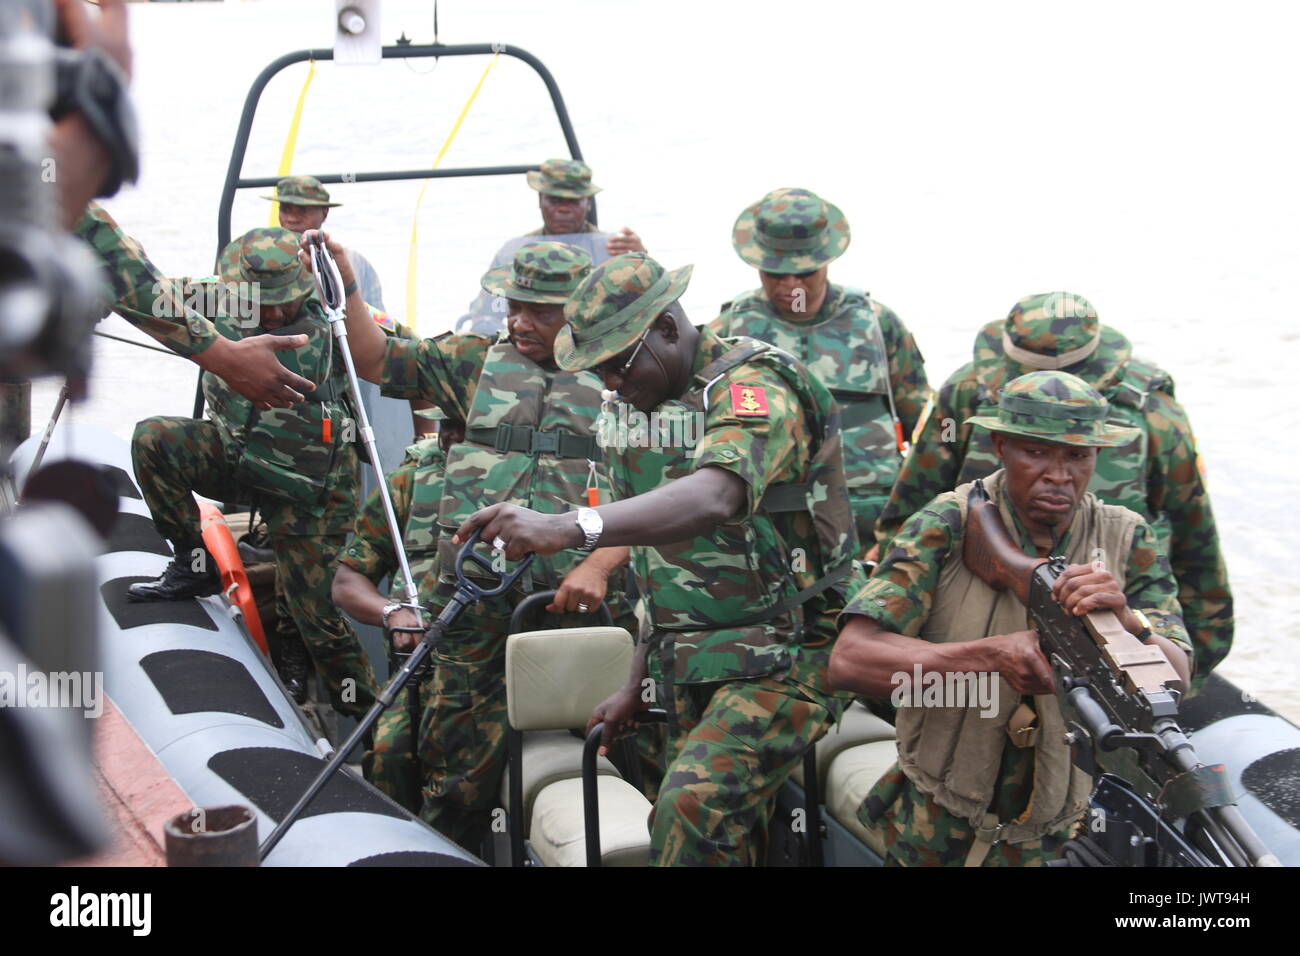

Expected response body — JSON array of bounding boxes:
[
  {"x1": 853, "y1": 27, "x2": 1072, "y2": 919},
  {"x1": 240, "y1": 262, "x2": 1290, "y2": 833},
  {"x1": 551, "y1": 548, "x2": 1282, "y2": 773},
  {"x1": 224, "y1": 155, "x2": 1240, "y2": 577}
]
[
  {"x1": 506, "y1": 626, "x2": 634, "y2": 731},
  {"x1": 531, "y1": 776, "x2": 653, "y2": 867},
  {"x1": 499, "y1": 730, "x2": 620, "y2": 833}
]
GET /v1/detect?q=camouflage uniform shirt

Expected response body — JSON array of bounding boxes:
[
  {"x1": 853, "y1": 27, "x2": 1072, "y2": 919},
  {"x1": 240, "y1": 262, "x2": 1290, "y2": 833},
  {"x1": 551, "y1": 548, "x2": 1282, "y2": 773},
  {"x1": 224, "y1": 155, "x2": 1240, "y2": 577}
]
[{"x1": 707, "y1": 284, "x2": 930, "y2": 548}]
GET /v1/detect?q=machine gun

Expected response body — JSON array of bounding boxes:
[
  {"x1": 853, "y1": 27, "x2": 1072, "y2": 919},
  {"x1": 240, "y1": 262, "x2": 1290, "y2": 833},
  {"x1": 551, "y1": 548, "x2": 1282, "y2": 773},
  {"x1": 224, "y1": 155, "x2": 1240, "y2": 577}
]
[{"x1": 962, "y1": 478, "x2": 1279, "y2": 867}]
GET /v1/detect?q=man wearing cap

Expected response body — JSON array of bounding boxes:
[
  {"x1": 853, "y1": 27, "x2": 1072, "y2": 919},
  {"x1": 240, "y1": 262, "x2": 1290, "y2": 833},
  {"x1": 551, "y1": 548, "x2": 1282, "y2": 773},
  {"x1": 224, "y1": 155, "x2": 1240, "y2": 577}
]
[
  {"x1": 708, "y1": 188, "x2": 929, "y2": 557},
  {"x1": 456, "y1": 158, "x2": 646, "y2": 335},
  {"x1": 264, "y1": 175, "x2": 386, "y2": 311},
  {"x1": 876, "y1": 292, "x2": 1232, "y2": 689},
  {"x1": 319, "y1": 234, "x2": 636, "y2": 846},
  {"x1": 126, "y1": 226, "x2": 379, "y2": 724},
  {"x1": 451, "y1": 252, "x2": 866, "y2": 866},
  {"x1": 830, "y1": 370, "x2": 1192, "y2": 866}
]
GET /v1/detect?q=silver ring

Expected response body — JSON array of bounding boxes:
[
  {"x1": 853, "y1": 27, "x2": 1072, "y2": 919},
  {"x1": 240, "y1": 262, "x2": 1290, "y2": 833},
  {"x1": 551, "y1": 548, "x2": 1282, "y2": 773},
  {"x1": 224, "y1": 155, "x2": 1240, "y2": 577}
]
[
  {"x1": 492, "y1": 536, "x2": 506, "y2": 552},
  {"x1": 577, "y1": 603, "x2": 590, "y2": 613}
]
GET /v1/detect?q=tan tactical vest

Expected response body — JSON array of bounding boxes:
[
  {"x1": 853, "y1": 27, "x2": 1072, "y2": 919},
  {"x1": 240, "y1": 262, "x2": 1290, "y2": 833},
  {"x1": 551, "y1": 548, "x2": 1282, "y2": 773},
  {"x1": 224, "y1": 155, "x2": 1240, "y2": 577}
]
[{"x1": 895, "y1": 469, "x2": 1140, "y2": 844}]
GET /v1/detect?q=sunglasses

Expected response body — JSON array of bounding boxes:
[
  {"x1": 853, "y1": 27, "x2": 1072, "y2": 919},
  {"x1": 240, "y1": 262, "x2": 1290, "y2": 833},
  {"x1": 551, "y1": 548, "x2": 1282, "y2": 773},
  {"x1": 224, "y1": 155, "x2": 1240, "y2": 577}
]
[
  {"x1": 596, "y1": 330, "x2": 649, "y2": 378},
  {"x1": 761, "y1": 269, "x2": 819, "y2": 280}
]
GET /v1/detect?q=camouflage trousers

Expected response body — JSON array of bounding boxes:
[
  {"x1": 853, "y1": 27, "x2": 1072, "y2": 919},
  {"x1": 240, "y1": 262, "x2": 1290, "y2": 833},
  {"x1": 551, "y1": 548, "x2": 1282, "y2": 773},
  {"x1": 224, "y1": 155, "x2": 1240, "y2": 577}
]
[
  {"x1": 369, "y1": 645, "x2": 508, "y2": 848},
  {"x1": 368, "y1": 592, "x2": 641, "y2": 851},
  {"x1": 131, "y1": 416, "x2": 377, "y2": 718},
  {"x1": 649, "y1": 675, "x2": 833, "y2": 867},
  {"x1": 857, "y1": 762, "x2": 1076, "y2": 867}
]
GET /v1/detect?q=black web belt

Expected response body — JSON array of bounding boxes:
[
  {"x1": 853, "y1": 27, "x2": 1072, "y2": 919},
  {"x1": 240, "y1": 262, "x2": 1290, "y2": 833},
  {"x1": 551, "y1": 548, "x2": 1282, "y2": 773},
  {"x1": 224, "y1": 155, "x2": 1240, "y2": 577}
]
[
  {"x1": 466, "y1": 423, "x2": 600, "y2": 460},
  {"x1": 830, "y1": 391, "x2": 890, "y2": 430}
]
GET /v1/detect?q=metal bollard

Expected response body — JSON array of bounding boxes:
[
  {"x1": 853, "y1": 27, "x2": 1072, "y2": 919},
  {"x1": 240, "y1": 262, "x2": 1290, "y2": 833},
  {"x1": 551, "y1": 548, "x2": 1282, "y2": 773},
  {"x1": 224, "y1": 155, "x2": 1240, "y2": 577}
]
[{"x1": 164, "y1": 805, "x2": 259, "y2": 867}]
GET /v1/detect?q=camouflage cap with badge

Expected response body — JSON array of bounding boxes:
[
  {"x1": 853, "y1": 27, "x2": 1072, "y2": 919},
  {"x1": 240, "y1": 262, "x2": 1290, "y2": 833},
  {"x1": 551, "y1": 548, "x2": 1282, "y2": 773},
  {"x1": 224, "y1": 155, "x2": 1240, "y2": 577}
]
[
  {"x1": 480, "y1": 240, "x2": 593, "y2": 305},
  {"x1": 965, "y1": 370, "x2": 1141, "y2": 447},
  {"x1": 526, "y1": 158, "x2": 602, "y2": 199},
  {"x1": 972, "y1": 292, "x2": 1135, "y2": 395},
  {"x1": 554, "y1": 253, "x2": 692, "y2": 371},
  {"x1": 732, "y1": 187, "x2": 851, "y2": 275},
  {"x1": 261, "y1": 175, "x2": 342, "y2": 207},
  {"x1": 217, "y1": 227, "x2": 316, "y2": 306}
]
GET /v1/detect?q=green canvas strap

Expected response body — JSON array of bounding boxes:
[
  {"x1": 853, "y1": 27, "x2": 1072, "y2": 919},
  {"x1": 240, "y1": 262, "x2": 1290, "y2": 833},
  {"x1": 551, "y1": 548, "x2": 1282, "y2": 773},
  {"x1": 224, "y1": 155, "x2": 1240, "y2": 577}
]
[
  {"x1": 759, "y1": 482, "x2": 808, "y2": 513},
  {"x1": 653, "y1": 560, "x2": 853, "y2": 633},
  {"x1": 830, "y1": 391, "x2": 890, "y2": 431},
  {"x1": 466, "y1": 423, "x2": 600, "y2": 460}
]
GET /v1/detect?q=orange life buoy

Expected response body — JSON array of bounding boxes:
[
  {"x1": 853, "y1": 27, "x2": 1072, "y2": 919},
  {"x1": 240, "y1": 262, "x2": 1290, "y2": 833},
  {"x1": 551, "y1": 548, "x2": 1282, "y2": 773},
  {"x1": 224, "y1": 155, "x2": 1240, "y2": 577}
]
[{"x1": 198, "y1": 502, "x2": 269, "y2": 656}]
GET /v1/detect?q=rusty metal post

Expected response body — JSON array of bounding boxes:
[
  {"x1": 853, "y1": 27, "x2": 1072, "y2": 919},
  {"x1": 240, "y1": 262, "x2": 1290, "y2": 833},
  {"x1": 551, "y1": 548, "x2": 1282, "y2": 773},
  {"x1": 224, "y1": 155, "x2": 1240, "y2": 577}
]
[{"x1": 164, "y1": 805, "x2": 259, "y2": 867}]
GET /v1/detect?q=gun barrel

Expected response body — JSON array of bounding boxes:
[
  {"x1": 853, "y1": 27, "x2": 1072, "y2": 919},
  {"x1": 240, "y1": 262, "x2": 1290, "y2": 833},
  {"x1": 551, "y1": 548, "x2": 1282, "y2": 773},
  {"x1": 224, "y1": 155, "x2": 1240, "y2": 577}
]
[{"x1": 1067, "y1": 685, "x2": 1123, "y2": 749}]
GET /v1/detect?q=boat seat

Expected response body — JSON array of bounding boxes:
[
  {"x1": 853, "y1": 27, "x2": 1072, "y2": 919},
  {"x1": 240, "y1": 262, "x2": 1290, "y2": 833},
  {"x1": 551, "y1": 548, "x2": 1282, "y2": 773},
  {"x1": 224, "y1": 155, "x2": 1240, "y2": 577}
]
[
  {"x1": 504, "y1": 624, "x2": 653, "y2": 866},
  {"x1": 823, "y1": 739, "x2": 899, "y2": 857},
  {"x1": 791, "y1": 701, "x2": 896, "y2": 793},
  {"x1": 530, "y1": 776, "x2": 653, "y2": 867},
  {"x1": 499, "y1": 730, "x2": 620, "y2": 830}
]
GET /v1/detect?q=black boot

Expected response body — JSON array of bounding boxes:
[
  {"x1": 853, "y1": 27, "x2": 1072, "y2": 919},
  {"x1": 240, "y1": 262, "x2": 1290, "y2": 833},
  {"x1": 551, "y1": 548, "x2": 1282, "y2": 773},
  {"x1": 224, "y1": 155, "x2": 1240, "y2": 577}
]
[
  {"x1": 127, "y1": 548, "x2": 221, "y2": 602},
  {"x1": 272, "y1": 626, "x2": 312, "y2": 705}
]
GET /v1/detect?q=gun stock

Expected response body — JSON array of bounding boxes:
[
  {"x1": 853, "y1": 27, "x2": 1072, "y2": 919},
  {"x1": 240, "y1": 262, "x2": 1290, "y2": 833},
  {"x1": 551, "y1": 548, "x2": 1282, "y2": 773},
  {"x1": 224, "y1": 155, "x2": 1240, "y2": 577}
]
[{"x1": 961, "y1": 478, "x2": 1044, "y2": 605}]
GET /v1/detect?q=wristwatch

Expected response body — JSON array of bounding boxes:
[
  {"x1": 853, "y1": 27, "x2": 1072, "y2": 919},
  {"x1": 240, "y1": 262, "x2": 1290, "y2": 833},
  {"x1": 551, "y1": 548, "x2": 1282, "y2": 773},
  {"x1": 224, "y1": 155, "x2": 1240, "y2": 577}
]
[
  {"x1": 574, "y1": 507, "x2": 603, "y2": 551},
  {"x1": 1131, "y1": 608, "x2": 1154, "y2": 644},
  {"x1": 381, "y1": 602, "x2": 405, "y2": 629},
  {"x1": 51, "y1": 47, "x2": 140, "y2": 198}
]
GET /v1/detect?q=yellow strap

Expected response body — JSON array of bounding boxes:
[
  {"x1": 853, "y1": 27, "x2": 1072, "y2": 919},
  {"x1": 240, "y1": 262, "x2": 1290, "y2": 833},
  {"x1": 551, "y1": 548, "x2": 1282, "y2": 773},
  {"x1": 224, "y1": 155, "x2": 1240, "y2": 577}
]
[
  {"x1": 405, "y1": 53, "x2": 501, "y2": 327},
  {"x1": 268, "y1": 58, "x2": 318, "y2": 226}
]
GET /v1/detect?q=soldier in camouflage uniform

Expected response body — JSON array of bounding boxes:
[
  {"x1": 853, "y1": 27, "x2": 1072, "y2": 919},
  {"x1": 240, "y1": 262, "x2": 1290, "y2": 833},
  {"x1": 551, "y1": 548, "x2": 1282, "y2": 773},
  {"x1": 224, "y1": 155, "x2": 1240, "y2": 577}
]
[
  {"x1": 331, "y1": 436, "x2": 447, "y2": 810},
  {"x1": 453, "y1": 253, "x2": 868, "y2": 866},
  {"x1": 457, "y1": 158, "x2": 647, "y2": 334},
  {"x1": 876, "y1": 292, "x2": 1232, "y2": 688},
  {"x1": 831, "y1": 371, "x2": 1193, "y2": 866},
  {"x1": 708, "y1": 188, "x2": 930, "y2": 557},
  {"x1": 73, "y1": 202, "x2": 318, "y2": 409},
  {"x1": 323, "y1": 235, "x2": 637, "y2": 847},
  {"x1": 126, "y1": 227, "x2": 378, "y2": 720}
]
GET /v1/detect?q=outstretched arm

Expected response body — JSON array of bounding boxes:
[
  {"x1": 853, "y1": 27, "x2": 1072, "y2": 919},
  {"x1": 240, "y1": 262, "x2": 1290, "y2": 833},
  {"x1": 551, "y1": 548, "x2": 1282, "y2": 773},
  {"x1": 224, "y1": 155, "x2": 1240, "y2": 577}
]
[{"x1": 452, "y1": 466, "x2": 746, "y2": 559}]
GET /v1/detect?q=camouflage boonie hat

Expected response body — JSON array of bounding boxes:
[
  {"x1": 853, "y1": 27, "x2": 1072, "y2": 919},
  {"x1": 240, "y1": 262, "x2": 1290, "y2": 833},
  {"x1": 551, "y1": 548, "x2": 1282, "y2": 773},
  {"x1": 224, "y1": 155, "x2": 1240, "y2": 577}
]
[
  {"x1": 217, "y1": 227, "x2": 315, "y2": 305},
  {"x1": 526, "y1": 158, "x2": 601, "y2": 199},
  {"x1": 481, "y1": 241, "x2": 593, "y2": 304},
  {"x1": 554, "y1": 253, "x2": 692, "y2": 371},
  {"x1": 732, "y1": 187, "x2": 851, "y2": 274},
  {"x1": 973, "y1": 291, "x2": 1133, "y2": 394},
  {"x1": 261, "y1": 175, "x2": 341, "y2": 207},
  {"x1": 965, "y1": 370, "x2": 1141, "y2": 447}
]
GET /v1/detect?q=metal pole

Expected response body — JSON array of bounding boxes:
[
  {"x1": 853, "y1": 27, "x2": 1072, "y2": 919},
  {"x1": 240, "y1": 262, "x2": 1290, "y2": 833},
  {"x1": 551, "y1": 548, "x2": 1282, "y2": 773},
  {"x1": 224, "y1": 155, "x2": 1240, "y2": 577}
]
[
  {"x1": 308, "y1": 238, "x2": 420, "y2": 612},
  {"x1": 23, "y1": 380, "x2": 69, "y2": 492}
]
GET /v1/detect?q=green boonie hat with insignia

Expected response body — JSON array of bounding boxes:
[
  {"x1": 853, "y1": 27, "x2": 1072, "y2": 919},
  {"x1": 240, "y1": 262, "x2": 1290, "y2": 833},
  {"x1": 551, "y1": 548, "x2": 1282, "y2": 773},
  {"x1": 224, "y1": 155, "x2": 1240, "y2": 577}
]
[
  {"x1": 481, "y1": 241, "x2": 593, "y2": 304},
  {"x1": 553, "y1": 253, "x2": 692, "y2": 371},
  {"x1": 965, "y1": 370, "x2": 1141, "y2": 447},
  {"x1": 217, "y1": 227, "x2": 316, "y2": 306},
  {"x1": 526, "y1": 158, "x2": 601, "y2": 199},
  {"x1": 261, "y1": 175, "x2": 341, "y2": 207},
  {"x1": 732, "y1": 187, "x2": 851, "y2": 274},
  {"x1": 973, "y1": 291, "x2": 1133, "y2": 394}
]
